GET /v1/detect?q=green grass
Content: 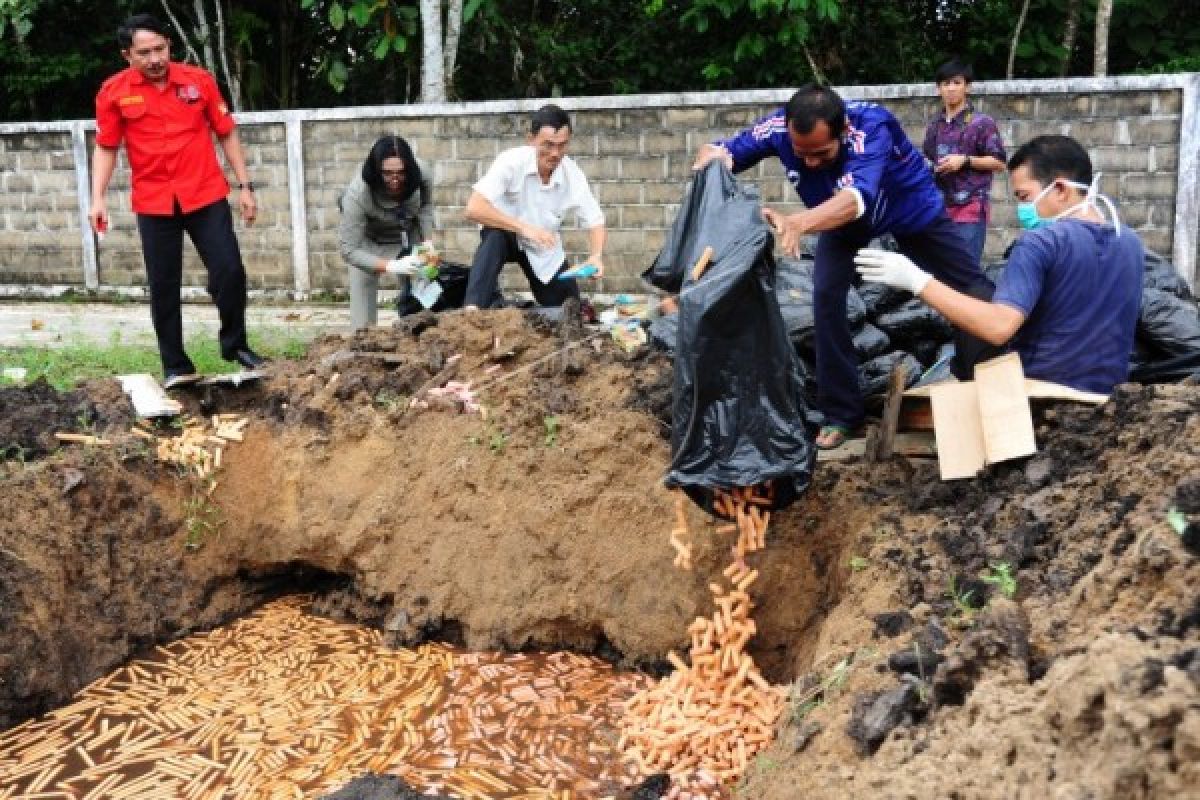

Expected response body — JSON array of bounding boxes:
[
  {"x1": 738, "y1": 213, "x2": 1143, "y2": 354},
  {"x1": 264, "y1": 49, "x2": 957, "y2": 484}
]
[{"x1": 0, "y1": 327, "x2": 310, "y2": 390}]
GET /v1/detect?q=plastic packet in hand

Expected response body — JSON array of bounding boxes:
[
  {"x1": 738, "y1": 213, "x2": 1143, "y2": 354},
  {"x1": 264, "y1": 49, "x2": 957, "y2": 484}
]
[{"x1": 413, "y1": 277, "x2": 443, "y2": 309}]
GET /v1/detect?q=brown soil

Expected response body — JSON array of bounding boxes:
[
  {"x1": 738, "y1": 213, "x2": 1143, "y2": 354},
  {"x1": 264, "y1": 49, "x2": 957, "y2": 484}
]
[{"x1": 1, "y1": 309, "x2": 1197, "y2": 799}]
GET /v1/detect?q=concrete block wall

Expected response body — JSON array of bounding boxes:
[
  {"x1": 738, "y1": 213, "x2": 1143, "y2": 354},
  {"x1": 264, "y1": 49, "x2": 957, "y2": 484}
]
[
  {"x1": 0, "y1": 74, "x2": 1196, "y2": 298},
  {"x1": 0, "y1": 132, "x2": 83, "y2": 286}
]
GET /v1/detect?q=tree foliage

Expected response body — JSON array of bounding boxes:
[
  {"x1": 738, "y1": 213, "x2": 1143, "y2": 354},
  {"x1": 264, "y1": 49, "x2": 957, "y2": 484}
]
[{"x1": 0, "y1": 0, "x2": 1196, "y2": 121}]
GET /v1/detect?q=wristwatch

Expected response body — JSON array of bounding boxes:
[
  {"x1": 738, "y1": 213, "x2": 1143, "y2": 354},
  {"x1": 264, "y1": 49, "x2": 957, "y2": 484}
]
[{"x1": 237, "y1": 181, "x2": 256, "y2": 192}]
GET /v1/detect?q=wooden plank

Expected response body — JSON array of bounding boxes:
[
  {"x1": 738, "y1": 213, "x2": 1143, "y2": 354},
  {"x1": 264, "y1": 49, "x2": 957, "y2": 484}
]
[
  {"x1": 930, "y1": 381, "x2": 986, "y2": 480},
  {"x1": 869, "y1": 360, "x2": 913, "y2": 462},
  {"x1": 975, "y1": 353, "x2": 1037, "y2": 465}
]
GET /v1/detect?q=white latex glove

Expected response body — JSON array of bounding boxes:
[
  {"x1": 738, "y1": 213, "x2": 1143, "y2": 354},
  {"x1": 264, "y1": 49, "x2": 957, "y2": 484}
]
[
  {"x1": 384, "y1": 256, "x2": 419, "y2": 276},
  {"x1": 853, "y1": 248, "x2": 932, "y2": 295}
]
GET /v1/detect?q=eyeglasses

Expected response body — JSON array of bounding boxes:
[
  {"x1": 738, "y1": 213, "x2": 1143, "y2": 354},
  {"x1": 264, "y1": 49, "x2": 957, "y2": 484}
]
[{"x1": 381, "y1": 169, "x2": 405, "y2": 180}]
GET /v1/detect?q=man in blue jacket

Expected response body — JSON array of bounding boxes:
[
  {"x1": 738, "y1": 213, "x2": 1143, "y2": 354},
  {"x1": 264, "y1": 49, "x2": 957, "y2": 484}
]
[{"x1": 696, "y1": 84, "x2": 993, "y2": 449}]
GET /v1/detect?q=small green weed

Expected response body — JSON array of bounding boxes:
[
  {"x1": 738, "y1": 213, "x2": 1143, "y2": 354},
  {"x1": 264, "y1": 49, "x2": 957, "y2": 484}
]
[
  {"x1": 374, "y1": 389, "x2": 406, "y2": 412},
  {"x1": 788, "y1": 649, "x2": 866, "y2": 723},
  {"x1": 945, "y1": 575, "x2": 980, "y2": 627},
  {"x1": 183, "y1": 486, "x2": 223, "y2": 550},
  {"x1": 543, "y1": 415, "x2": 560, "y2": 447},
  {"x1": 981, "y1": 562, "x2": 1018, "y2": 599},
  {"x1": 848, "y1": 555, "x2": 870, "y2": 572}
]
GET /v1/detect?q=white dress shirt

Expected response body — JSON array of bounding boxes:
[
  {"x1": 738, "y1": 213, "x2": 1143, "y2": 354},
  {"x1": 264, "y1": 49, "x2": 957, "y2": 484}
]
[{"x1": 472, "y1": 145, "x2": 605, "y2": 283}]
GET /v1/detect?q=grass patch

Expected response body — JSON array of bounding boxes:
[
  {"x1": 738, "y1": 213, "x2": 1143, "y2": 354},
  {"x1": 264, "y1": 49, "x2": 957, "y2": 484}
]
[{"x1": 0, "y1": 327, "x2": 310, "y2": 390}]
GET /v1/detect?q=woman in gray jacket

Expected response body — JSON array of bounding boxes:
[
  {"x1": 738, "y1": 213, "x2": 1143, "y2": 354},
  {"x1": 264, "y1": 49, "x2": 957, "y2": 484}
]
[{"x1": 338, "y1": 135, "x2": 434, "y2": 330}]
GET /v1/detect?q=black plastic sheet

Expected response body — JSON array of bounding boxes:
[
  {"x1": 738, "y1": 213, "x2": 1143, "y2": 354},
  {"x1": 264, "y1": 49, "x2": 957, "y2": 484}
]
[{"x1": 655, "y1": 163, "x2": 814, "y2": 513}]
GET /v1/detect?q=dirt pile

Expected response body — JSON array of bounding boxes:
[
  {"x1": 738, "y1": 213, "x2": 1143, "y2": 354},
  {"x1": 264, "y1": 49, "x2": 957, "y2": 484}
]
[
  {"x1": 742, "y1": 383, "x2": 1200, "y2": 799},
  {"x1": 1, "y1": 309, "x2": 1197, "y2": 799}
]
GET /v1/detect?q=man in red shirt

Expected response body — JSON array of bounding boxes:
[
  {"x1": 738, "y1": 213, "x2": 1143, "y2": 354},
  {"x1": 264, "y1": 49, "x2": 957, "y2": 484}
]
[{"x1": 89, "y1": 13, "x2": 264, "y2": 387}]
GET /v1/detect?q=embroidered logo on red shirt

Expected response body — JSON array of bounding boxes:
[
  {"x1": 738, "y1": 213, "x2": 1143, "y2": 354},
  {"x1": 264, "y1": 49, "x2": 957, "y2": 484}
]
[{"x1": 176, "y1": 85, "x2": 201, "y2": 104}]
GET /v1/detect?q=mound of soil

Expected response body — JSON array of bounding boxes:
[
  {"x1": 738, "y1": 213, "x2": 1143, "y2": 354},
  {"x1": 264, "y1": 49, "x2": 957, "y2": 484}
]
[
  {"x1": 742, "y1": 383, "x2": 1200, "y2": 799},
  {"x1": 1, "y1": 308, "x2": 1196, "y2": 799}
]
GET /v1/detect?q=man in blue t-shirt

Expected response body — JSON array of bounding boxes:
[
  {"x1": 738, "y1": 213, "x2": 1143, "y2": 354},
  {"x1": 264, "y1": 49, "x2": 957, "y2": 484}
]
[
  {"x1": 855, "y1": 134, "x2": 1142, "y2": 395},
  {"x1": 696, "y1": 85, "x2": 994, "y2": 449}
]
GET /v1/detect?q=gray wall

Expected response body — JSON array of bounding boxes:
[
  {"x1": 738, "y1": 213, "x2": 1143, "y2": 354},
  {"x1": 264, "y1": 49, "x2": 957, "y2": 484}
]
[{"x1": 1, "y1": 74, "x2": 1197, "y2": 297}]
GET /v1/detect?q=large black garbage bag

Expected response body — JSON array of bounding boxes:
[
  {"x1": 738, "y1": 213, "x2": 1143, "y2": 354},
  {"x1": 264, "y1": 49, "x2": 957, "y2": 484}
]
[
  {"x1": 659, "y1": 162, "x2": 814, "y2": 514},
  {"x1": 1143, "y1": 251, "x2": 1194, "y2": 301},
  {"x1": 874, "y1": 297, "x2": 955, "y2": 342},
  {"x1": 648, "y1": 312, "x2": 679, "y2": 353},
  {"x1": 1138, "y1": 288, "x2": 1200, "y2": 356},
  {"x1": 858, "y1": 351, "x2": 923, "y2": 397},
  {"x1": 854, "y1": 323, "x2": 892, "y2": 360}
]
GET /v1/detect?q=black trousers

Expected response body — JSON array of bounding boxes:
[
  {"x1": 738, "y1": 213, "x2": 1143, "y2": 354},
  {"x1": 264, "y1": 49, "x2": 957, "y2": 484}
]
[
  {"x1": 463, "y1": 227, "x2": 580, "y2": 309},
  {"x1": 136, "y1": 199, "x2": 248, "y2": 374},
  {"x1": 813, "y1": 214, "x2": 998, "y2": 428}
]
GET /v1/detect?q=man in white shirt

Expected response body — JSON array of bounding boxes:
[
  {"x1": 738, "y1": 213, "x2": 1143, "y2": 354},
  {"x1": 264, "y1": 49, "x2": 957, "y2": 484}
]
[{"x1": 463, "y1": 104, "x2": 607, "y2": 309}]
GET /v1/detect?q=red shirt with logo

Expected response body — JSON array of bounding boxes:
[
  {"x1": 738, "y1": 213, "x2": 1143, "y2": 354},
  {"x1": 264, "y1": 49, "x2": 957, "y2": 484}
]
[{"x1": 95, "y1": 62, "x2": 235, "y2": 215}]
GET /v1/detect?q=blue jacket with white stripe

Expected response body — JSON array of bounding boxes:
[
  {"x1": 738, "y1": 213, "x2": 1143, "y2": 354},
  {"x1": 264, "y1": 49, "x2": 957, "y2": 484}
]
[{"x1": 718, "y1": 101, "x2": 945, "y2": 237}]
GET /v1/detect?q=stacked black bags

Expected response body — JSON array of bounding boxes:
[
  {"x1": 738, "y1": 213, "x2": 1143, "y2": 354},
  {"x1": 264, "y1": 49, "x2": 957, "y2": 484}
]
[{"x1": 652, "y1": 245, "x2": 1200, "y2": 390}]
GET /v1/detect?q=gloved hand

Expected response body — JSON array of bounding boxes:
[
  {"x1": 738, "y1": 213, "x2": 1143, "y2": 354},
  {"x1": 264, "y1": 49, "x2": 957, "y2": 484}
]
[
  {"x1": 853, "y1": 248, "x2": 932, "y2": 295},
  {"x1": 384, "y1": 256, "x2": 420, "y2": 276}
]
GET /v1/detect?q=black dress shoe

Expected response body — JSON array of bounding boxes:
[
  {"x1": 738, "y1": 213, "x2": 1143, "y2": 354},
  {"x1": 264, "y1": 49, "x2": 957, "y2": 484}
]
[{"x1": 224, "y1": 348, "x2": 267, "y2": 370}]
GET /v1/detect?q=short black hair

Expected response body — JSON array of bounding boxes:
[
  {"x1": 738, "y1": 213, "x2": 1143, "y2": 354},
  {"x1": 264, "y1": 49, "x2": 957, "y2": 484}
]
[
  {"x1": 530, "y1": 104, "x2": 571, "y2": 135},
  {"x1": 118, "y1": 14, "x2": 169, "y2": 49},
  {"x1": 361, "y1": 134, "x2": 422, "y2": 202},
  {"x1": 1007, "y1": 134, "x2": 1092, "y2": 186},
  {"x1": 784, "y1": 85, "x2": 845, "y2": 138},
  {"x1": 935, "y1": 59, "x2": 974, "y2": 84}
]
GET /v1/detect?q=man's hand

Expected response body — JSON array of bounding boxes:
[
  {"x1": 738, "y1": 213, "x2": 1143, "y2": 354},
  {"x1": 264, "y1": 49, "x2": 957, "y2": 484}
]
[
  {"x1": 935, "y1": 154, "x2": 968, "y2": 174},
  {"x1": 519, "y1": 223, "x2": 557, "y2": 251},
  {"x1": 88, "y1": 199, "x2": 108, "y2": 236},
  {"x1": 853, "y1": 248, "x2": 932, "y2": 295},
  {"x1": 692, "y1": 143, "x2": 733, "y2": 171},
  {"x1": 239, "y1": 187, "x2": 257, "y2": 225},
  {"x1": 763, "y1": 208, "x2": 812, "y2": 258}
]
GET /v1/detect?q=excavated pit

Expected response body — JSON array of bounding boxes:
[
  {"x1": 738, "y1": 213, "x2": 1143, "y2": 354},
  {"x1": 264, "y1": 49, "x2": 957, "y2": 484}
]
[
  {"x1": 0, "y1": 309, "x2": 859, "y2": 797},
  {"x1": 2, "y1": 308, "x2": 1196, "y2": 800}
]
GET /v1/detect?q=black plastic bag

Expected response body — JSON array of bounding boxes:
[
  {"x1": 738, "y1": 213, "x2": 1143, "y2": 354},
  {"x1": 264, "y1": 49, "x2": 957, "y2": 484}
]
[
  {"x1": 1137, "y1": 288, "x2": 1200, "y2": 356},
  {"x1": 1143, "y1": 251, "x2": 1194, "y2": 301},
  {"x1": 858, "y1": 351, "x2": 923, "y2": 397},
  {"x1": 775, "y1": 257, "x2": 866, "y2": 356},
  {"x1": 853, "y1": 323, "x2": 892, "y2": 360},
  {"x1": 858, "y1": 281, "x2": 908, "y2": 317},
  {"x1": 1130, "y1": 350, "x2": 1200, "y2": 383},
  {"x1": 658, "y1": 163, "x2": 814, "y2": 514},
  {"x1": 648, "y1": 312, "x2": 679, "y2": 353},
  {"x1": 874, "y1": 297, "x2": 955, "y2": 342},
  {"x1": 396, "y1": 261, "x2": 472, "y2": 316}
]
